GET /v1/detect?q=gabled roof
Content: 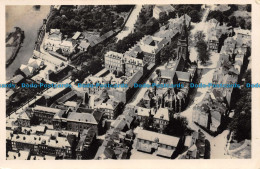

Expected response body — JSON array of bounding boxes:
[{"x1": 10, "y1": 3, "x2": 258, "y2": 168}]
[
  {"x1": 176, "y1": 71, "x2": 191, "y2": 82},
  {"x1": 95, "y1": 146, "x2": 116, "y2": 159},
  {"x1": 10, "y1": 75, "x2": 24, "y2": 84},
  {"x1": 136, "y1": 129, "x2": 180, "y2": 147},
  {"x1": 79, "y1": 40, "x2": 90, "y2": 49},
  {"x1": 67, "y1": 112, "x2": 98, "y2": 124},
  {"x1": 154, "y1": 108, "x2": 169, "y2": 121},
  {"x1": 34, "y1": 105, "x2": 62, "y2": 114},
  {"x1": 72, "y1": 32, "x2": 81, "y2": 40},
  {"x1": 137, "y1": 107, "x2": 151, "y2": 117},
  {"x1": 154, "y1": 5, "x2": 175, "y2": 13},
  {"x1": 18, "y1": 112, "x2": 30, "y2": 120}
]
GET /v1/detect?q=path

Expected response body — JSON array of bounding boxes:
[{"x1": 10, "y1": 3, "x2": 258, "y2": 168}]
[{"x1": 116, "y1": 5, "x2": 142, "y2": 42}]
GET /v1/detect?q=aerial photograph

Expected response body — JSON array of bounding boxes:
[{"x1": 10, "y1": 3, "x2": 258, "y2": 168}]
[{"x1": 5, "y1": 4, "x2": 251, "y2": 160}]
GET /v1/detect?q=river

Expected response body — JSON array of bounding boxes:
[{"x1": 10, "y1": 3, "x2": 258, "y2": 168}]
[{"x1": 6, "y1": 5, "x2": 50, "y2": 80}]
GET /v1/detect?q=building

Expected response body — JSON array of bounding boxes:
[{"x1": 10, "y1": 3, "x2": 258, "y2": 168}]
[
  {"x1": 192, "y1": 92, "x2": 228, "y2": 132},
  {"x1": 44, "y1": 29, "x2": 62, "y2": 51},
  {"x1": 135, "y1": 129, "x2": 180, "y2": 158},
  {"x1": 104, "y1": 51, "x2": 125, "y2": 75},
  {"x1": 124, "y1": 55, "x2": 144, "y2": 77},
  {"x1": 9, "y1": 74, "x2": 24, "y2": 85},
  {"x1": 28, "y1": 58, "x2": 44, "y2": 70},
  {"x1": 20, "y1": 64, "x2": 35, "y2": 77},
  {"x1": 7, "y1": 150, "x2": 30, "y2": 160},
  {"x1": 153, "y1": 5, "x2": 175, "y2": 20},
  {"x1": 153, "y1": 108, "x2": 170, "y2": 132},
  {"x1": 6, "y1": 130, "x2": 75, "y2": 159},
  {"x1": 53, "y1": 109, "x2": 103, "y2": 135},
  {"x1": 33, "y1": 105, "x2": 64, "y2": 125},
  {"x1": 78, "y1": 40, "x2": 90, "y2": 52},
  {"x1": 75, "y1": 128, "x2": 96, "y2": 159},
  {"x1": 138, "y1": 35, "x2": 170, "y2": 65},
  {"x1": 59, "y1": 40, "x2": 77, "y2": 54},
  {"x1": 136, "y1": 107, "x2": 152, "y2": 122},
  {"x1": 96, "y1": 99, "x2": 121, "y2": 120},
  {"x1": 17, "y1": 111, "x2": 31, "y2": 127},
  {"x1": 179, "y1": 130, "x2": 206, "y2": 159}
]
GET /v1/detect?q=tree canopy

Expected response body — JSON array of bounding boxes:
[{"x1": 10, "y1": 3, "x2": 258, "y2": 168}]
[{"x1": 195, "y1": 39, "x2": 210, "y2": 64}]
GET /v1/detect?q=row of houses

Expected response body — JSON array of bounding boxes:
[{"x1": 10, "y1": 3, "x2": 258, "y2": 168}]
[
  {"x1": 19, "y1": 58, "x2": 45, "y2": 77},
  {"x1": 17, "y1": 104, "x2": 104, "y2": 135},
  {"x1": 44, "y1": 29, "x2": 118, "y2": 55},
  {"x1": 192, "y1": 27, "x2": 251, "y2": 133},
  {"x1": 6, "y1": 125, "x2": 97, "y2": 160},
  {"x1": 94, "y1": 107, "x2": 136, "y2": 159}
]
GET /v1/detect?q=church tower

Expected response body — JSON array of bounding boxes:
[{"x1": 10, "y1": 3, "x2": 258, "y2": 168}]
[{"x1": 176, "y1": 14, "x2": 189, "y2": 62}]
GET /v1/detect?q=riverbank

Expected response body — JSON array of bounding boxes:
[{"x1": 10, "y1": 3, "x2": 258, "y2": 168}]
[
  {"x1": 6, "y1": 27, "x2": 24, "y2": 67},
  {"x1": 6, "y1": 5, "x2": 51, "y2": 80}
]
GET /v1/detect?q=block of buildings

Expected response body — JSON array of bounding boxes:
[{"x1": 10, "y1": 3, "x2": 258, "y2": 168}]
[
  {"x1": 135, "y1": 129, "x2": 180, "y2": 158},
  {"x1": 33, "y1": 105, "x2": 64, "y2": 125},
  {"x1": 153, "y1": 5, "x2": 175, "y2": 20},
  {"x1": 53, "y1": 109, "x2": 103, "y2": 135}
]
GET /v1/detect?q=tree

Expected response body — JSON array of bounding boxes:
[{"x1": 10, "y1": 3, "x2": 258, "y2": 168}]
[
  {"x1": 246, "y1": 4, "x2": 251, "y2": 12},
  {"x1": 228, "y1": 70, "x2": 251, "y2": 141},
  {"x1": 116, "y1": 17, "x2": 124, "y2": 27},
  {"x1": 159, "y1": 45, "x2": 171, "y2": 63},
  {"x1": 238, "y1": 18, "x2": 246, "y2": 29},
  {"x1": 144, "y1": 17, "x2": 159, "y2": 35},
  {"x1": 189, "y1": 10, "x2": 200, "y2": 23},
  {"x1": 159, "y1": 12, "x2": 168, "y2": 25},
  {"x1": 229, "y1": 16, "x2": 237, "y2": 27},
  {"x1": 155, "y1": 69, "x2": 161, "y2": 77},
  {"x1": 194, "y1": 31, "x2": 206, "y2": 43},
  {"x1": 195, "y1": 40, "x2": 210, "y2": 64},
  {"x1": 163, "y1": 116, "x2": 188, "y2": 137}
]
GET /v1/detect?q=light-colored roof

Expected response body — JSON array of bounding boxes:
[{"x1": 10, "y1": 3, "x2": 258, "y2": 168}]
[
  {"x1": 64, "y1": 101, "x2": 78, "y2": 107},
  {"x1": 18, "y1": 112, "x2": 30, "y2": 120},
  {"x1": 154, "y1": 108, "x2": 169, "y2": 121},
  {"x1": 60, "y1": 40, "x2": 74, "y2": 47},
  {"x1": 67, "y1": 112, "x2": 98, "y2": 124},
  {"x1": 96, "y1": 99, "x2": 119, "y2": 110},
  {"x1": 72, "y1": 31, "x2": 81, "y2": 40},
  {"x1": 10, "y1": 74, "x2": 24, "y2": 84},
  {"x1": 176, "y1": 71, "x2": 191, "y2": 82},
  {"x1": 34, "y1": 105, "x2": 62, "y2": 114},
  {"x1": 8, "y1": 133, "x2": 71, "y2": 148},
  {"x1": 156, "y1": 147, "x2": 174, "y2": 157},
  {"x1": 136, "y1": 129, "x2": 179, "y2": 147},
  {"x1": 184, "y1": 136, "x2": 193, "y2": 147},
  {"x1": 79, "y1": 41, "x2": 90, "y2": 49},
  {"x1": 137, "y1": 107, "x2": 151, "y2": 117},
  {"x1": 154, "y1": 5, "x2": 175, "y2": 12},
  {"x1": 7, "y1": 150, "x2": 30, "y2": 160},
  {"x1": 6, "y1": 90, "x2": 15, "y2": 98}
]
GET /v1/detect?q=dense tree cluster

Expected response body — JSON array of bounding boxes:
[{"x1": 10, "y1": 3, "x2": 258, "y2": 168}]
[
  {"x1": 228, "y1": 70, "x2": 251, "y2": 142},
  {"x1": 70, "y1": 58, "x2": 103, "y2": 82},
  {"x1": 46, "y1": 5, "x2": 133, "y2": 36},
  {"x1": 134, "y1": 5, "x2": 160, "y2": 35},
  {"x1": 163, "y1": 116, "x2": 189, "y2": 137},
  {"x1": 207, "y1": 5, "x2": 251, "y2": 30},
  {"x1": 159, "y1": 36, "x2": 179, "y2": 63},
  {"x1": 115, "y1": 32, "x2": 144, "y2": 53},
  {"x1": 195, "y1": 35, "x2": 210, "y2": 65},
  {"x1": 173, "y1": 5, "x2": 202, "y2": 23}
]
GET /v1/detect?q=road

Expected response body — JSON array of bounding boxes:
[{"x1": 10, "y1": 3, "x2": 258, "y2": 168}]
[
  {"x1": 180, "y1": 6, "x2": 231, "y2": 159},
  {"x1": 116, "y1": 5, "x2": 142, "y2": 42}
]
